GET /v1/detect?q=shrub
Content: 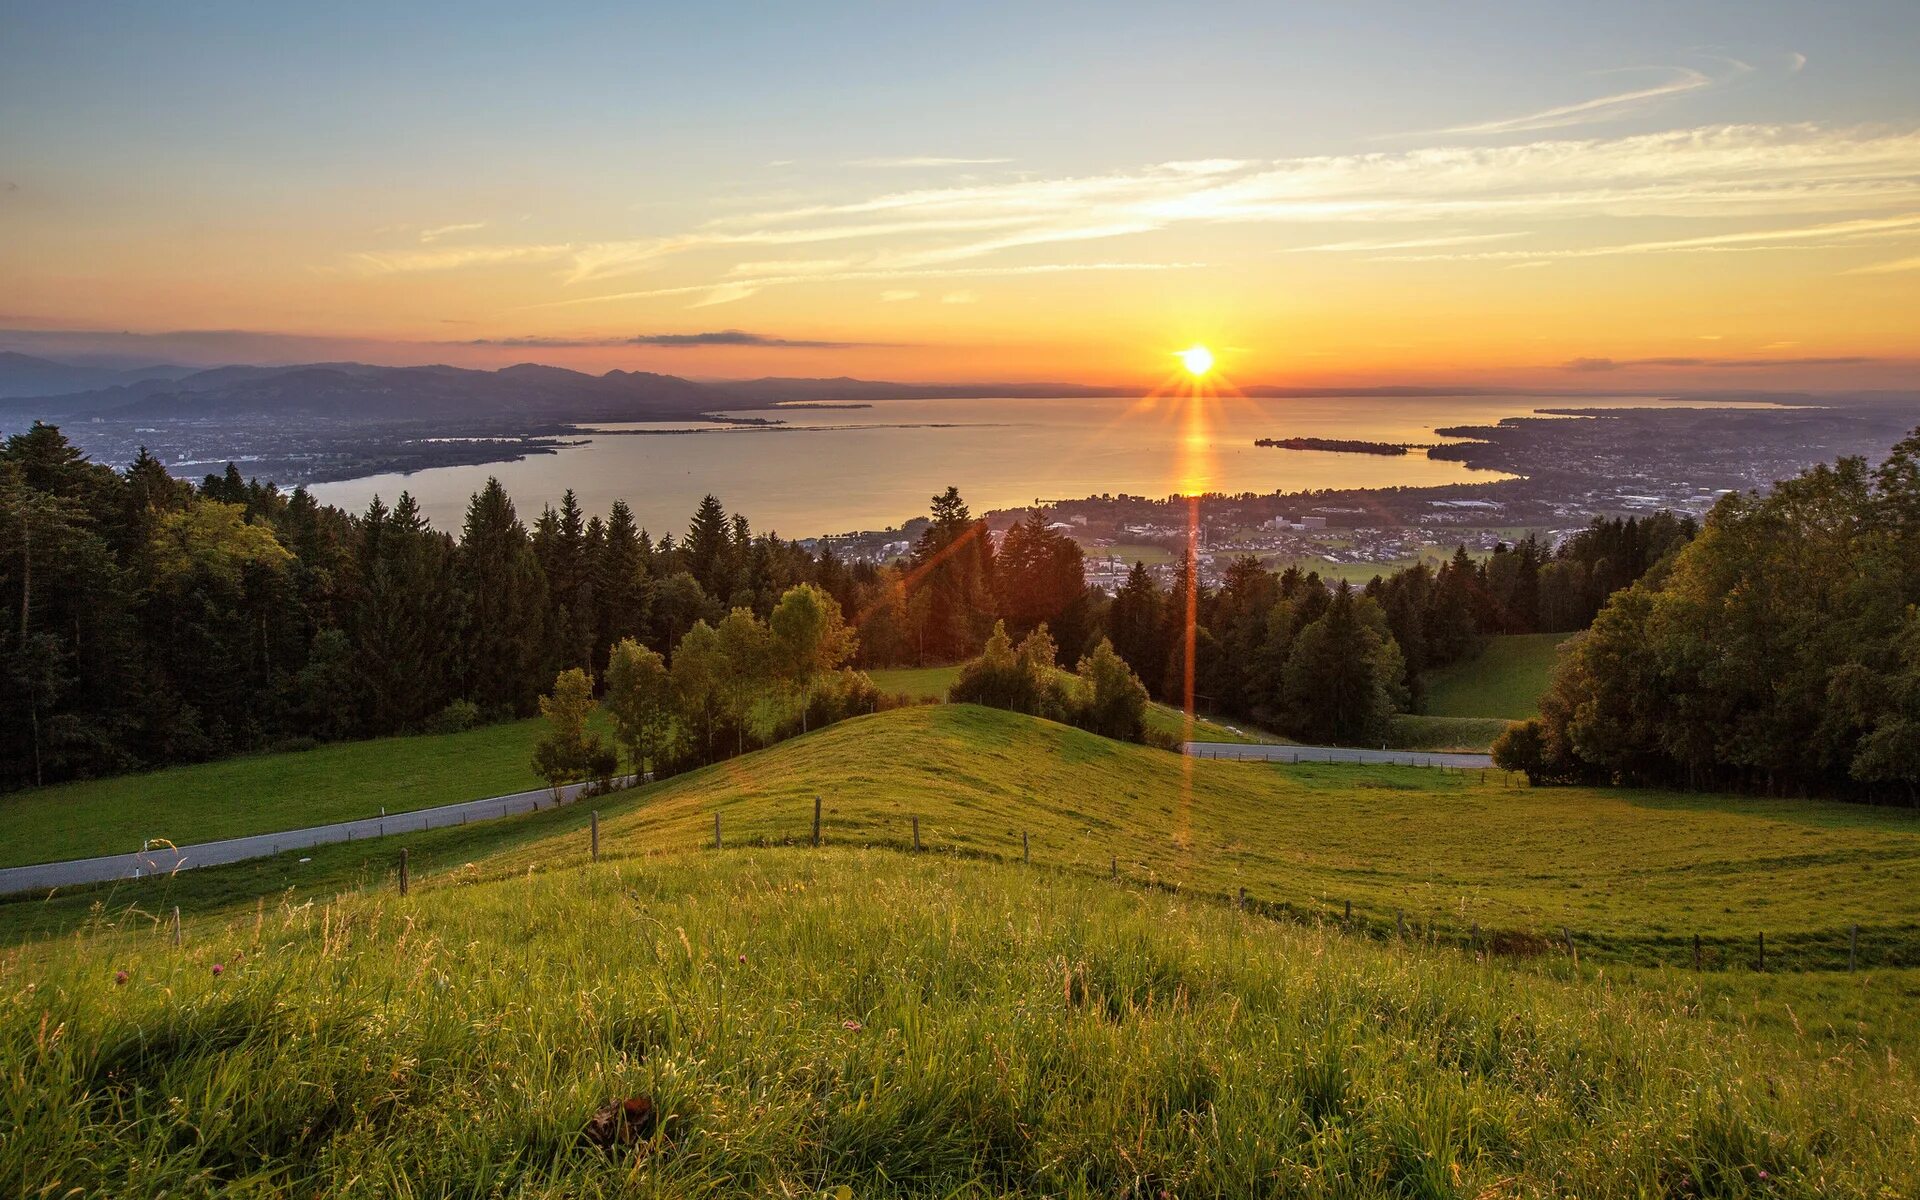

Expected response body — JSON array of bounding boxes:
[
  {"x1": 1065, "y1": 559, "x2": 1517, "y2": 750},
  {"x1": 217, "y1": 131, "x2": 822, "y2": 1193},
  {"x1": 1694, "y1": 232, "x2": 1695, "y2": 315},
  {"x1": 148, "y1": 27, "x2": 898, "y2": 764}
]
[{"x1": 424, "y1": 699, "x2": 481, "y2": 735}]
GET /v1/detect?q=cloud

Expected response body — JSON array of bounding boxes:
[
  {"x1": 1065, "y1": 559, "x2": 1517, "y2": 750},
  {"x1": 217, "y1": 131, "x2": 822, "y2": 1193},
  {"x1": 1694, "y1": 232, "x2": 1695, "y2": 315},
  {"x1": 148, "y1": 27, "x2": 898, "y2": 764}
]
[
  {"x1": 940, "y1": 291, "x2": 978, "y2": 304},
  {"x1": 1292, "y1": 232, "x2": 1529, "y2": 253},
  {"x1": 1418, "y1": 66, "x2": 1727, "y2": 137},
  {"x1": 531, "y1": 261, "x2": 1198, "y2": 310},
  {"x1": 419, "y1": 221, "x2": 487, "y2": 242},
  {"x1": 347, "y1": 123, "x2": 1920, "y2": 306},
  {"x1": 879, "y1": 289, "x2": 920, "y2": 302},
  {"x1": 1563, "y1": 355, "x2": 1875, "y2": 372},
  {"x1": 461, "y1": 330, "x2": 881, "y2": 349},
  {"x1": 351, "y1": 243, "x2": 573, "y2": 273},
  {"x1": 847, "y1": 156, "x2": 1013, "y2": 168},
  {"x1": 1845, "y1": 253, "x2": 1920, "y2": 274}
]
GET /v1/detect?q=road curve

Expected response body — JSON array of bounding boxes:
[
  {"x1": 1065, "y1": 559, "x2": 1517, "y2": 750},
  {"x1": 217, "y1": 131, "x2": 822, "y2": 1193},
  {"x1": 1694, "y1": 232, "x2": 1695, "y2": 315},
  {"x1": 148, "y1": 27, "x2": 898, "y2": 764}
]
[
  {"x1": 0, "y1": 777, "x2": 630, "y2": 898},
  {"x1": 1184, "y1": 742, "x2": 1495, "y2": 769}
]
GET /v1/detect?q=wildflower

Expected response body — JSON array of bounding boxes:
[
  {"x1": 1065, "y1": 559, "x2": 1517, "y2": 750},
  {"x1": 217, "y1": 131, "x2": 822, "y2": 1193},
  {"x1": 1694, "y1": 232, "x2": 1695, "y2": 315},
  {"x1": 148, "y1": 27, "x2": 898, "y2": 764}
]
[
  {"x1": 738, "y1": 953, "x2": 747, "y2": 963},
  {"x1": 1758, "y1": 1171, "x2": 1769, "y2": 1181},
  {"x1": 842, "y1": 1019, "x2": 862, "y2": 1032},
  {"x1": 211, "y1": 963, "x2": 224, "y2": 977},
  {"x1": 114, "y1": 970, "x2": 128, "y2": 986}
]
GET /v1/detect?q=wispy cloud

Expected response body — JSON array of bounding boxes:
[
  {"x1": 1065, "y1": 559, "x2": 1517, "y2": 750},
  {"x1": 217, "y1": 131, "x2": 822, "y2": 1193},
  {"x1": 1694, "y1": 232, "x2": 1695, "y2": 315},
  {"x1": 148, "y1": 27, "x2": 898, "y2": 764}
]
[
  {"x1": 349, "y1": 123, "x2": 1920, "y2": 305},
  {"x1": 1845, "y1": 253, "x2": 1920, "y2": 274},
  {"x1": 459, "y1": 329, "x2": 882, "y2": 349},
  {"x1": 530, "y1": 261, "x2": 1198, "y2": 310},
  {"x1": 352, "y1": 243, "x2": 573, "y2": 273},
  {"x1": 879, "y1": 289, "x2": 920, "y2": 302},
  {"x1": 847, "y1": 156, "x2": 1013, "y2": 168},
  {"x1": 1564, "y1": 354, "x2": 1875, "y2": 372},
  {"x1": 1417, "y1": 65, "x2": 1731, "y2": 137},
  {"x1": 419, "y1": 221, "x2": 487, "y2": 242}
]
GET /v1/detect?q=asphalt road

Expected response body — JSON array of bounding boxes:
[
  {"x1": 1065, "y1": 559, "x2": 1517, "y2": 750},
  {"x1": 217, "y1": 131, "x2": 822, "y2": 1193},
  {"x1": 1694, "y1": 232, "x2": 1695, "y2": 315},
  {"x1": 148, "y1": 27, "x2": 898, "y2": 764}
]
[
  {"x1": 0, "y1": 776, "x2": 628, "y2": 897},
  {"x1": 1184, "y1": 742, "x2": 1495, "y2": 769}
]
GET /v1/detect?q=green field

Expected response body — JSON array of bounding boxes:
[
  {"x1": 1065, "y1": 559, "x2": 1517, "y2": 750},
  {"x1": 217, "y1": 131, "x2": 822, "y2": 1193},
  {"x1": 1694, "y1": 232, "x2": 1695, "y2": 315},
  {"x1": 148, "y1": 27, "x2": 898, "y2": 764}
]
[
  {"x1": 7, "y1": 848, "x2": 1914, "y2": 1197},
  {"x1": 18, "y1": 705, "x2": 1918, "y2": 970},
  {"x1": 868, "y1": 663, "x2": 1274, "y2": 744},
  {"x1": 0, "y1": 717, "x2": 569, "y2": 870},
  {"x1": 1385, "y1": 713, "x2": 1513, "y2": 753},
  {"x1": 1423, "y1": 632, "x2": 1572, "y2": 719}
]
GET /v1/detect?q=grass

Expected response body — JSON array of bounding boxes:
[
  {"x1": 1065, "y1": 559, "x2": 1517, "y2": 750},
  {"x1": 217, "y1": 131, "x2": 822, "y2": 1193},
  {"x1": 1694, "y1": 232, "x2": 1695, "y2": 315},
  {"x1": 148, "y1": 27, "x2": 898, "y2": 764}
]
[
  {"x1": 0, "y1": 717, "x2": 570, "y2": 870},
  {"x1": 5, "y1": 849, "x2": 1915, "y2": 1197},
  {"x1": 1423, "y1": 632, "x2": 1571, "y2": 720},
  {"x1": 1386, "y1": 714, "x2": 1513, "y2": 753},
  {"x1": 869, "y1": 663, "x2": 1274, "y2": 744},
  {"x1": 27, "y1": 705, "x2": 1914, "y2": 969}
]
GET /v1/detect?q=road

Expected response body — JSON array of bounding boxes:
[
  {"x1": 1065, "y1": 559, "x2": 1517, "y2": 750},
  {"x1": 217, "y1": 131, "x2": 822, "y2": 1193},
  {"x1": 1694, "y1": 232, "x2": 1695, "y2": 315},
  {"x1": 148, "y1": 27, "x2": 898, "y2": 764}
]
[
  {"x1": 0, "y1": 777, "x2": 628, "y2": 898},
  {"x1": 1184, "y1": 742, "x2": 1495, "y2": 769}
]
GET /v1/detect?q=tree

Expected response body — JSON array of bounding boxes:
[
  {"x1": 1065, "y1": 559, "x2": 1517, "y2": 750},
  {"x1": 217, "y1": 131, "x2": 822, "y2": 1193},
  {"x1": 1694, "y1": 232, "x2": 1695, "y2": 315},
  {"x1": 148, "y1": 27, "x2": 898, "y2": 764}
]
[
  {"x1": 454, "y1": 479, "x2": 548, "y2": 716},
  {"x1": 908, "y1": 486, "x2": 996, "y2": 662},
  {"x1": 994, "y1": 510, "x2": 1090, "y2": 658},
  {"x1": 769, "y1": 582, "x2": 857, "y2": 730},
  {"x1": 685, "y1": 494, "x2": 733, "y2": 597},
  {"x1": 1279, "y1": 583, "x2": 1406, "y2": 745},
  {"x1": 671, "y1": 619, "x2": 727, "y2": 763},
  {"x1": 603, "y1": 638, "x2": 676, "y2": 779},
  {"x1": 714, "y1": 607, "x2": 773, "y2": 756},
  {"x1": 1106, "y1": 561, "x2": 1164, "y2": 682},
  {"x1": 595, "y1": 500, "x2": 653, "y2": 672},
  {"x1": 531, "y1": 667, "x2": 615, "y2": 797},
  {"x1": 1075, "y1": 638, "x2": 1149, "y2": 742}
]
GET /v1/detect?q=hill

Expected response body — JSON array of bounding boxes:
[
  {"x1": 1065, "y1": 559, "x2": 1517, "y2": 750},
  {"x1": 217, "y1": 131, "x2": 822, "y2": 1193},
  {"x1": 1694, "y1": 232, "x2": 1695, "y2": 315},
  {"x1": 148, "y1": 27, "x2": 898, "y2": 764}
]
[
  {"x1": 1422, "y1": 632, "x2": 1571, "y2": 719},
  {"x1": 6, "y1": 849, "x2": 1915, "y2": 1197},
  {"x1": 17, "y1": 706, "x2": 1916, "y2": 971}
]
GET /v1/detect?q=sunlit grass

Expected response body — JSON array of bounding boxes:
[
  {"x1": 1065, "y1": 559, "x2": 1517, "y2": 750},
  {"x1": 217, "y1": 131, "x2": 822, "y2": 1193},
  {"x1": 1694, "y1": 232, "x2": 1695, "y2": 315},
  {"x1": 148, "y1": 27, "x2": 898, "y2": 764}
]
[{"x1": 5, "y1": 849, "x2": 1913, "y2": 1197}]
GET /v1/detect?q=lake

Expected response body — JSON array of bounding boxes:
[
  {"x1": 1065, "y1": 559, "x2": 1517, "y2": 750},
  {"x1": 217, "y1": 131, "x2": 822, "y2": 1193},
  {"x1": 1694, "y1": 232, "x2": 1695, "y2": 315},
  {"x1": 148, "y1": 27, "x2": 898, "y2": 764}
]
[{"x1": 308, "y1": 393, "x2": 1698, "y2": 539}]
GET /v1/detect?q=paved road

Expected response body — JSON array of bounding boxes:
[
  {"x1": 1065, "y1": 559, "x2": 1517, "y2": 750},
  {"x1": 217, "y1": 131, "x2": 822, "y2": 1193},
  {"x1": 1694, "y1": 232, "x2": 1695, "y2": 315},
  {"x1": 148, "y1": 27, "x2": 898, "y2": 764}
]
[
  {"x1": 1184, "y1": 742, "x2": 1495, "y2": 769},
  {"x1": 0, "y1": 777, "x2": 630, "y2": 897}
]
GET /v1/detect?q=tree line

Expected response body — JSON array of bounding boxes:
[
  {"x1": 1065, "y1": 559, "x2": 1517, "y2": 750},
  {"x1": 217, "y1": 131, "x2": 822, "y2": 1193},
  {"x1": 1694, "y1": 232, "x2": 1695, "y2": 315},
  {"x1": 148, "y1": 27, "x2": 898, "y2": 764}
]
[
  {"x1": 1496, "y1": 427, "x2": 1920, "y2": 801},
  {"x1": 1, "y1": 419, "x2": 1691, "y2": 792}
]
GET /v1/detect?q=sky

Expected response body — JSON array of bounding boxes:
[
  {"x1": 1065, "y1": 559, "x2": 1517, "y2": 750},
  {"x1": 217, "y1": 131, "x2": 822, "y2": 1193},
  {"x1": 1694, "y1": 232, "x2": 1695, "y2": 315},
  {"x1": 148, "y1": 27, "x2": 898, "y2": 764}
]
[{"x1": 3, "y1": 1, "x2": 1919, "y2": 389}]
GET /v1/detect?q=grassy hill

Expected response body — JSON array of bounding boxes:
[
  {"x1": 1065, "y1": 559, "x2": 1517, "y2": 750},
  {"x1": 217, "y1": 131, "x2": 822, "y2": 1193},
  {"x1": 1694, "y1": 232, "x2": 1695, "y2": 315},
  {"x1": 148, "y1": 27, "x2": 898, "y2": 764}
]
[
  {"x1": 1422, "y1": 633, "x2": 1571, "y2": 720},
  {"x1": 17, "y1": 705, "x2": 1918, "y2": 971},
  {"x1": 7, "y1": 849, "x2": 1916, "y2": 1197},
  {"x1": 868, "y1": 663, "x2": 1275, "y2": 744},
  {"x1": 0, "y1": 716, "x2": 567, "y2": 869}
]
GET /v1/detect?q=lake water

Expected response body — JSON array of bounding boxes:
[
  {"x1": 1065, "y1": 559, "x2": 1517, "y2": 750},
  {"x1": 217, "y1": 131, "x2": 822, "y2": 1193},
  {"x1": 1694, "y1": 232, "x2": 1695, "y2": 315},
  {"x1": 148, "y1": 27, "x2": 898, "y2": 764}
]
[{"x1": 308, "y1": 393, "x2": 1714, "y2": 539}]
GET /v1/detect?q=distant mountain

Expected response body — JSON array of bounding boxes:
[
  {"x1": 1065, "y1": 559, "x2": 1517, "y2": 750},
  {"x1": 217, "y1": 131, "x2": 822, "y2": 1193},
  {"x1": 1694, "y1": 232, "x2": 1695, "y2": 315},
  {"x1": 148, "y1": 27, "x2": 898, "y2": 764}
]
[
  {"x1": 2, "y1": 361, "x2": 731, "y2": 424},
  {"x1": 0, "y1": 351, "x2": 196, "y2": 399},
  {"x1": 706, "y1": 376, "x2": 1128, "y2": 403}
]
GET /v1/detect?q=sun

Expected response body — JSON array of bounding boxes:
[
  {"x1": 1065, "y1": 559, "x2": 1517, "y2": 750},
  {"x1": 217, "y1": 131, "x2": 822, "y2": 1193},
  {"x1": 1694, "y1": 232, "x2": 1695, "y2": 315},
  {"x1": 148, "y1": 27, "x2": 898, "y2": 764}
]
[{"x1": 1176, "y1": 344, "x2": 1214, "y2": 377}]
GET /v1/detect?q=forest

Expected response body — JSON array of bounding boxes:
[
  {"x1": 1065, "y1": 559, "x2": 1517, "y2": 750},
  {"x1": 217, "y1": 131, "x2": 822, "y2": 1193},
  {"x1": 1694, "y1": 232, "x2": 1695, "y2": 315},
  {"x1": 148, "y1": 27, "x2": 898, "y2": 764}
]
[
  {"x1": 1496, "y1": 428, "x2": 1920, "y2": 802},
  {"x1": 2, "y1": 418, "x2": 1693, "y2": 791}
]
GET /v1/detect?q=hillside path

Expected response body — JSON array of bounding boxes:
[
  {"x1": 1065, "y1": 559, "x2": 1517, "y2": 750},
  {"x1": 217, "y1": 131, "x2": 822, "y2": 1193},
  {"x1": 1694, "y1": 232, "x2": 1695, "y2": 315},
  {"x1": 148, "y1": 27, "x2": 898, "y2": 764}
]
[
  {"x1": 1184, "y1": 742, "x2": 1494, "y2": 769},
  {"x1": 0, "y1": 778, "x2": 623, "y2": 897}
]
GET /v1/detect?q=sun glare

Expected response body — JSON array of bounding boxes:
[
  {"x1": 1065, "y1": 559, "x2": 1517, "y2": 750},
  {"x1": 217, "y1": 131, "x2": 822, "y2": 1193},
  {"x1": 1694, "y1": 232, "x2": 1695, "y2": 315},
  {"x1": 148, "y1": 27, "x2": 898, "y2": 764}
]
[{"x1": 1176, "y1": 345, "x2": 1214, "y2": 377}]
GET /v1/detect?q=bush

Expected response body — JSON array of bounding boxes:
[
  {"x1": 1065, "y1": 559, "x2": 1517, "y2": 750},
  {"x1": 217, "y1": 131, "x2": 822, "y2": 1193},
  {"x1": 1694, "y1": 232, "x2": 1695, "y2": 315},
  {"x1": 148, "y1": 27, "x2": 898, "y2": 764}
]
[{"x1": 425, "y1": 699, "x2": 481, "y2": 735}]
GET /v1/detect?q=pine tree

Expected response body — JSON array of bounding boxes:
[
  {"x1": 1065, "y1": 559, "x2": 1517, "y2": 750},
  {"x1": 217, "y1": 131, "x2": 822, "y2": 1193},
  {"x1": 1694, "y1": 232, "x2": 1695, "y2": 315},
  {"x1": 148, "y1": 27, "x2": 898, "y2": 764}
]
[{"x1": 455, "y1": 479, "x2": 548, "y2": 716}]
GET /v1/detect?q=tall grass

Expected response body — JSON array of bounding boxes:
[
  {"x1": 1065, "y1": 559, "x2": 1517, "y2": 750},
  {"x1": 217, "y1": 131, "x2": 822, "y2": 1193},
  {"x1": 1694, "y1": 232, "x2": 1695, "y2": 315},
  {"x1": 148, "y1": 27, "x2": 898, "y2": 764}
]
[{"x1": 4, "y1": 849, "x2": 1913, "y2": 1197}]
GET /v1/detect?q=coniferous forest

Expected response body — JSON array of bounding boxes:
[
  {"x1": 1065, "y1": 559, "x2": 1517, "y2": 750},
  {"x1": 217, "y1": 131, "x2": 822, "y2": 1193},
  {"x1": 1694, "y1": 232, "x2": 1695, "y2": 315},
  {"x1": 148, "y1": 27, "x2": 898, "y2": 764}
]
[{"x1": 10, "y1": 418, "x2": 1918, "y2": 802}]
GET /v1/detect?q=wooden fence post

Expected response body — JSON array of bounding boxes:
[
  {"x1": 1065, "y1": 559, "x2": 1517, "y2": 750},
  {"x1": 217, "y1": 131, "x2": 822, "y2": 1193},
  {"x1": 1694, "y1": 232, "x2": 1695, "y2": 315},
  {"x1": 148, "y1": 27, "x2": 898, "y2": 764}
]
[
  {"x1": 1022, "y1": 831, "x2": 1030, "y2": 864},
  {"x1": 1396, "y1": 909, "x2": 1407, "y2": 938},
  {"x1": 1110, "y1": 855, "x2": 1117, "y2": 879},
  {"x1": 1343, "y1": 899, "x2": 1352, "y2": 927},
  {"x1": 1693, "y1": 933, "x2": 1703, "y2": 972},
  {"x1": 1470, "y1": 922, "x2": 1480, "y2": 953},
  {"x1": 398, "y1": 848, "x2": 409, "y2": 897},
  {"x1": 813, "y1": 795, "x2": 822, "y2": 848},
  {"x1": 1757, "y1": 931, "x2": 1766, "y2": 972},
  {"x1": 1238, "y1": 886, "x2": 1247, "y2": 911},
  {"x1": 912, "y1": 815, "x2": 921, "y2": 852},
  {"x1": 171, "y1": 906, "x2": 182, "y2": 948},
  {"x1": 590, "y1": 810, "x2": 600, "y2": 861},
  {"x1": 1849, "y1": 924, "x2": 1859, "y2": 972},
  {"x1": 1562, "y1": 926, "x2": 1578, "y2": 968},
  {"x1": 713, "y1": 812, "x2": 722, "y2": 850}
]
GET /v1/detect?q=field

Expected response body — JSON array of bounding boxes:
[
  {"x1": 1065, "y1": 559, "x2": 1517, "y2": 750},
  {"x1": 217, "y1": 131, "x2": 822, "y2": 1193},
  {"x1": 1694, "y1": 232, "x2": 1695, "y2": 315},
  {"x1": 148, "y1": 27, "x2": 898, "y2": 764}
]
[
  {"x1": 6, "y1": 849, "x2": 1915, "y2": 1197},
  {"x1": 14, "y1": 705, "x2": 1919, "y2": 971},
  {"x1": 868, "y1": 663, "x2": 1274, "y2": 744},
  {"x1": 7, "y1": 704, "x2": 1920, "y2": 1195},
  {"x1": 1385, "y1": 714, "x2": 1513, "y2": 753},
  {"x1": 1422, "y1": 632, "x2": 1571, "y2": 720},
  {"x1": 0, "y1": 717, "x2": 565, "y2": 870}
]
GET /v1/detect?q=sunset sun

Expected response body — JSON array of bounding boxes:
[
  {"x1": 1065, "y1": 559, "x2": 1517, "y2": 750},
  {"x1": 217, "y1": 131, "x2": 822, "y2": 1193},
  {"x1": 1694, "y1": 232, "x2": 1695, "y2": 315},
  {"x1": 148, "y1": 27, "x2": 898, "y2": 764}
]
[{"x1": 1176, "y1": 345, "x2": 1215, "y2": 377}]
